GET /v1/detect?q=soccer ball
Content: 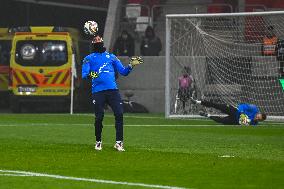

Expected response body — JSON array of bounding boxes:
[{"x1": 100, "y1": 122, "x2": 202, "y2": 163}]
[
  {"x1": 84, "y1": 21, "x2": 98, "y2": 36},
  {"x1": 239, "y1": 114, "x2": 251, "y2": 126}
]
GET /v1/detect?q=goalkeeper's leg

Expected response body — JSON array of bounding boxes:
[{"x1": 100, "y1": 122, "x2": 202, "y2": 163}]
[
  {"x1": 209, "y1": 115, "x2": 238, "y2": 125},
  {"x1": 93, "y1": 92, "x2": 106, "y2": 142},
  {"x1": 200, "y1": 100, "x2": 237, "y2": 116},
  {"x1": 106, "y1": 90, "x2": 124, "y2": 142}
]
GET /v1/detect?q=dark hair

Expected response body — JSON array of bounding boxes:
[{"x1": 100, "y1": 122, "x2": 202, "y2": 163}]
[
  {"x1": 261, "y1": 113, "x2": 267, "y2": 120},
  {"x1": 93, "y1": 42, "x2": 106, "y2": 53}
]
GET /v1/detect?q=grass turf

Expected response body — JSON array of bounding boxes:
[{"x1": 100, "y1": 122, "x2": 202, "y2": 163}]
[{"x1": 0, "y1": 113, "x2": 283, "y2": 189}]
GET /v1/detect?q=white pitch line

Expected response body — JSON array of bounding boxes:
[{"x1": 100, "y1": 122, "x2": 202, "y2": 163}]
[
  {"x1": 0, "y1": 123, "x2": 231, "y2": 127},
  {"x1": 70, "y1": 114, "x2": 166, "y2": 119},
  {"x1": 0, "y1": 169, "x2": 189, "y2": 189},
  {"x1": 1, "y1": 113, "x2": 283, "y2": 124},
  {"x1": 19, "y1": 113, "x2": 166, "y2": 120},
  {"x1": 218, "y1": 155, "x2": 235, "y2": 158},
  {"x1": 0, "y1": 123, "x2": 282, "y2": 127},
  {"x1": 0, "y1": 173, "x2": 31, "y2": 177}
]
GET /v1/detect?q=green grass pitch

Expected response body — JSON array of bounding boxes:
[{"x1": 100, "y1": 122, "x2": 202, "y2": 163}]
[{"x1": 0, "y1": 113, "x2": 283, "y2": 189}]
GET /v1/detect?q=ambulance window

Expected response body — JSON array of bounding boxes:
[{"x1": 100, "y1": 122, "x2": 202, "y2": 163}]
[
  {"x1": 15, "y1": 40, "x2": 68, "y2": 66},
  {"x1": 0, "y1": 40, "x2": 11, "y2": 66}
]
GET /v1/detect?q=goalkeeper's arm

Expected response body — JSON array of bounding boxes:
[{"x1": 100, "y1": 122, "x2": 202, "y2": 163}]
[
  {"x1": 112, "y1": 55, "x2": 143, "y2": 76},
  {"x1": 82, "y1": 58, "x2": 99, "y2": 79},
  {"x1": 82, "y1": 58, "x2": 91, "y2": 79},
  {"x1": 129, "y1": 56, "x2": 143, "y2": 67}
]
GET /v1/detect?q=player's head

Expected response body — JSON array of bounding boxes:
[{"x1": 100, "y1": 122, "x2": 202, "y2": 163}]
[
  {"x1": 92, "y1": 35, "x2": 106, "y2": 53},
  {"x1": 255, "y1": 113, "x2": 267, "y2": 121}
]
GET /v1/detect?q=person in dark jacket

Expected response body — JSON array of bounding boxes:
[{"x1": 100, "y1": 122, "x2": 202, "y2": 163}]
[
  {"x1": 140, "y1": 26, "x2": 162, "y2": 56},
  {"x1": 113, "y1": 30, "x2": 135, "y2": 57}
]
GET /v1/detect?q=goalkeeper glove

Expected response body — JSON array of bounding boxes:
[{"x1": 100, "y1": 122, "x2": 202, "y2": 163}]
[
  {"x1": 89, "y1": 71, "x2": 99, "y2": 79},
  {"x1": 239, "y1": 114, "x2": 250, "y2": 126},
  {"x1": 129, "y1": 56, "x2": 143, "y2": 67}
]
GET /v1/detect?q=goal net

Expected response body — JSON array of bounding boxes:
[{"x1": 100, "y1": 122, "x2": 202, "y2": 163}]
[{"x1": 165, "y1": 11, "x2": 284, "y2": 120}]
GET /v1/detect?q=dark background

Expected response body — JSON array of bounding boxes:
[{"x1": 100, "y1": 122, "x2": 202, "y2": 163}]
[{"x1": 0, "y1": 0, "x2": 107, "y2": 36}]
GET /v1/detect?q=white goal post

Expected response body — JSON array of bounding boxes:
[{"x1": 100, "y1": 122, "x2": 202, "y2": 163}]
[{"x1": 165, "y1": 11, "x2": 284, "y2": 121}]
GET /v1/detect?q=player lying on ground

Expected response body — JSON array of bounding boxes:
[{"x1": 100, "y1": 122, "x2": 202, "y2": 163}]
[
  {"x1": 82, "y1": 36, "x2": 143, "y2": 151},
  {"x1": 191, "y1": 98, "x2": 267, "y2": 126}
]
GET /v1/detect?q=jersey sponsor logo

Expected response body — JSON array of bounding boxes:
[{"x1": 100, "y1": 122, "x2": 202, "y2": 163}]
[
  {"x1": 98, "y1": 62, "x2": 109, "y2": 74},
  {"x1": 106, "y1": 55, "x2": 110, "y2": 58}
]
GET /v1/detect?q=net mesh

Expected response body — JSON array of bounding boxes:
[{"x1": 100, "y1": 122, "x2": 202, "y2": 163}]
[{"x1": 166, "y1": 12, "x2": 284, "y2": 117}]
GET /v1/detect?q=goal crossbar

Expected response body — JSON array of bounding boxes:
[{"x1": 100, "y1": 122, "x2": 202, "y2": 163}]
[{"x1": 166, "y1": 10, "x2": 284, "y2": 18}]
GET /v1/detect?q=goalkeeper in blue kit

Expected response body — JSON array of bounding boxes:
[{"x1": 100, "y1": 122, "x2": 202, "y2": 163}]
[
  {"x1": 82, "y1": 36, "x2": 143, "y2": 151},
  {"x1": 191, "y1": 98, "x2": 267, "y2": 125}
]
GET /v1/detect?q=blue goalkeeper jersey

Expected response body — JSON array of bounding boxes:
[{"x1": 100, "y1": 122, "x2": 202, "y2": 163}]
[
  {"x1": 236, "y1": 104, "x2": 260, "y2": 125},
  {"x1": 82, "y1": 52, "x2": 132, "y2": 93}
]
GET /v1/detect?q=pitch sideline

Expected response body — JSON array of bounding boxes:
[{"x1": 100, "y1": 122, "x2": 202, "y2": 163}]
[
  {"x1": 0, "y1": 123, "x2": 282, "y2": 127},
  {"x1": 0, "y1": 123, "x2": 238, "y2": 127},
  {"x1": 0, "y1": 169, "x2": 189, "y2": 189}
]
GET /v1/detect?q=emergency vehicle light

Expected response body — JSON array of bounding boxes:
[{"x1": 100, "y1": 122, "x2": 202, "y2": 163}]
[
  {"x1": 52, "y1": 27, "x2": 67, "y2": 32},
  {"x1": 8, "y1": 27, "x2": 31, "y2": 33}
]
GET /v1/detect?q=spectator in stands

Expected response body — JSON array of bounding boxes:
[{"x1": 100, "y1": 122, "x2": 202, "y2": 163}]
[
  {"x1": 262, "y1": 26, "x2": 278, "y2": 56},
  {"x1": 113, "y1": 30, "x2": 135, "y2": 57},
  {"x1": 140, "y1": 26, "x2": 162, "y2": 56}
]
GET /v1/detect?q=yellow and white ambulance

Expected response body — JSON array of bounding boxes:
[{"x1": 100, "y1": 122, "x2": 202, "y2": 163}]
[
  {"x1": 0, "y1": 28, "x2": 13, "y2": 106},
  {"x1": 9, "y1": 26, "x2": 81, "y2": 112}
]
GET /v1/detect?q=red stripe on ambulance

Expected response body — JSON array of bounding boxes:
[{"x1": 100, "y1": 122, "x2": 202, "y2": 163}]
[
  {"x1": 60, "y1": 70, "x2": 70, "y2": 84},
  {"x1": 21, "y1": 71, "x2": 31, "y2": 84},
  {"x1": 51, "y1": 72, "x2": 61, "y2": 84},
  {"x1": 13, "y1": 71, "x2": 22, "y2": 85}
]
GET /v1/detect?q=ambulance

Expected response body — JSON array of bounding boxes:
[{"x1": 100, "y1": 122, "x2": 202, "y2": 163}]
[
  {"x1": 0, "y1": 28, "x2": 12, "y2": 107},
  {"x1": 9, "y1": 27, "x2": 82, "y2": 112}
]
